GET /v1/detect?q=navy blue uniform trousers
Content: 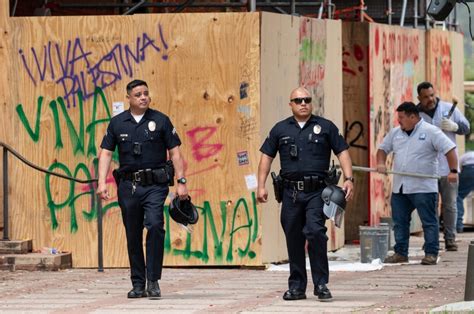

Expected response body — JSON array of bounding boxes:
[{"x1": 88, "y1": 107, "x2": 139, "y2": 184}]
[
  {"x1": 281, "y1": 187, "x2": 328, "y2": 291},
  {"x1": 117, "y1": 179, "x2": 169, "y2": 288}
]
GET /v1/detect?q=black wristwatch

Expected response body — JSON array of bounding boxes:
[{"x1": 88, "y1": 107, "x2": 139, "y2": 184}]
[
  {"x1": 450, "y1": 169, "x2": 458, "y2": 174},
  {"x1": 177, "y1": 177, "x2": 187, "y2": 184},
  {"x1": 345, "y1": 176, "x2": 355, "y2": 183}
]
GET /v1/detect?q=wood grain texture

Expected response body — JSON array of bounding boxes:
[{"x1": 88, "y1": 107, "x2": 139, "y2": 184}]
[
  {"x1": 368, "y1": 24, "x2": 426, "y2": 230},
  {"x1": 260, "y1": 12, "x2": 300, "y2": 264},
  {"x1": 342, "y1": 22, "x2": 370, "y2": 241},
  {"x1": 7, "y1": 12, "x2": 263, "y2": 267},
  {"x1": 0, "y1": 0, "x2": 11, "y2": 231},
  {"x1": 449, "y1": 32, "x2": 465, "y2": 156}
]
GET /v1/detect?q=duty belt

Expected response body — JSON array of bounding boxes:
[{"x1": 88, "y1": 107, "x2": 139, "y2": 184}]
[
  {"x1": 122, "y1": 169, "x2": 151, "y2": 182},
  {"x1": 121, "y1": 168, "x2": 168, "y2": 185},
  {"x1": 282, "y1": 177, "x2": 325, "y2": 192}
]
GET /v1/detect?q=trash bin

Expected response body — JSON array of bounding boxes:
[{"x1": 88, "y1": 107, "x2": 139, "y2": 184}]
[
  {"x1": 379, "y1": 217, "x2": 395, "y2": 250},
  {"x1": 359, "y1": 225, "x2": 390, "y2": 263}
]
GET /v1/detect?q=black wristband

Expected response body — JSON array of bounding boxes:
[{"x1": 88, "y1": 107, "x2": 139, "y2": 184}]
[{"x1": 345, "y1": 176, "x2": 354, "y2": 183}]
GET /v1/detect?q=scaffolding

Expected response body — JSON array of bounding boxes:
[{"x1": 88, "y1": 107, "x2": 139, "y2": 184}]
[{"x1": 9, "y1": 0, "x2": 461, "y2": 30}]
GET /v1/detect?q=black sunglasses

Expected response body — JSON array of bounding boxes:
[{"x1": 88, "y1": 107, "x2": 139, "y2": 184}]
[{"x1": 291, "y1": 97, "x2": 312, "y2": 104}]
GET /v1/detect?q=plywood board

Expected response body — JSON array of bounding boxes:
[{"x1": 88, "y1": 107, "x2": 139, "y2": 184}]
[
  {"x1": 321, "y1": 19, "x2": 344, "y2": 250},
  {"x1": 0, "y1": 0, "x2": 12, "y2": 231},
  {"x1": 9, "y1": 14, "x2": 137, "y2": 268},
  {"x1": 260, "y1": 12, "x2": 300, "y2": 264},
  {"x1": 260, "y1": 14, "x2": 344, "y2": 260},
  {"x1": 342, "y1": 22, "x2": 369, "y2": 241},
  {"x1": 450, "y1": 32, "x2": 465, "y2": 155},
  {"x1": 368, "y1": 24, "x2": 426, "y2": 226},
  {"x1": 426, "y1": 29, "x2": 453, "y2": 101},
  {"x1": 7, "y1": 12, "x2": 262, "y2": 267},
  {"x1": 297, "y1": 17, "x2": 344, "y2": 250}
]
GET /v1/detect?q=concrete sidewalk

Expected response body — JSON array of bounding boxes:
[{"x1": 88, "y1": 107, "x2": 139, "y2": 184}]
[{"x1": 0, "y1": 231, "x2": 471, "y2": 313}]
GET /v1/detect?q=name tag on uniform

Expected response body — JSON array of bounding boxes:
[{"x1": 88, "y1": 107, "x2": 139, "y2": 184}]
[
  {"x1": 419, "y1": 133, "x2": 426, "y2": 140},
  {"x1": 395, "y1": 135, "x2": 404, "y2": 140},
  {"x1": 120, "y1": 134, "x2": 129, "y2": 141}
]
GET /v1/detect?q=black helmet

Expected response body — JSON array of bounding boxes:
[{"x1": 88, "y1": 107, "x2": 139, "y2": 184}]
[
  {"x1": 321, "y1": 185, "x2": 346, "y2": 228},
  {"x1": 169, "y1": 196, "x2": 199, "y2": 226}
]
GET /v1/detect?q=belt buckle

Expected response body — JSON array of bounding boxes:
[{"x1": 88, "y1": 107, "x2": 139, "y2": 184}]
[
  {"x1": 297, "y1": 181, "x2": 304, "y2": 191},
  {"x1": 133, "y1": 171, "x2": 142, "y2": 182}
]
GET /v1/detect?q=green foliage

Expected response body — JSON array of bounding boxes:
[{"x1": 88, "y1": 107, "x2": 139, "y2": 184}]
[
  {"x1": 464, "y1": 92, "x2": 474, "y2": 149},
  {"x1": 466, "y1": 60, "x2": 474, "y2": 81}
]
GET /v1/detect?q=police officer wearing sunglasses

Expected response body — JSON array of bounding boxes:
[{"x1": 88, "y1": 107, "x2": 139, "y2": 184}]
[
  {"x1": 257, "y1": 87, "x2": 354, "y2": 301},
  {"x1": 97, "y1": 79, "x2": 188, "y2": 299}
]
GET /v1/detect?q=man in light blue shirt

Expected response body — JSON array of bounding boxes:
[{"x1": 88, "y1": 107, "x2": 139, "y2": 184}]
[
  {"x1": 377, "y1": 102, "x2": 457, "y2": 265},
  {"x1": 417, "y1": 81, "x2": 470, "y2": 251}
]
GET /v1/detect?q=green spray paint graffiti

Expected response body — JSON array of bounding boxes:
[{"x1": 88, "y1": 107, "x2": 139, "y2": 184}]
[
  {"x1": 17, "y1": 87, "x2": 119, "y2": 233},
  {"x1": 164, "y1": 192, "x2": 259, "y2": 263},
  {"x1": 300, "y1": 38, "x2": 326, "y2": 63},
  {"x1": 16, "y1": 87, "x2": 260, "y2": 262},
  {"x1": 16, "y1": 87, "x2": 114, "y2": 158}
]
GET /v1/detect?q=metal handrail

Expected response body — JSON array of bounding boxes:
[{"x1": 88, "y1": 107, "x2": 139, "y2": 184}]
[{"x1": 0, "y1": 141, "x2": 104, "y2": 272}]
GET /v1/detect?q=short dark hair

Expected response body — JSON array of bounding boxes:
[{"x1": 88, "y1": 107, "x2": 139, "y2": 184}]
[
  {"x1": 126, "y1": 79, "x2": 148, "y2": 94},
  {"x1": 417, "y1": 81, "x2": 433, "y2": 95},
  {"x1": 396, "y1": 101, "x2": 419, "y2": 116}
]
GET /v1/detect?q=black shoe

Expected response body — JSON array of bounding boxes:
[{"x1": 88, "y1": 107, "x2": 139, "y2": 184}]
[
  {"x1": 147, "y1": 280, "x2": 161, "y2": 299},
  {"x1": 314, "y1": 284, "x2": 333, "y2": 301},
  {"x1": 283, "y1": 289, "x2": 306, "y2": 301},
  {"x1": 127, "y1": 286, "x2": 147, "y2": 298}
]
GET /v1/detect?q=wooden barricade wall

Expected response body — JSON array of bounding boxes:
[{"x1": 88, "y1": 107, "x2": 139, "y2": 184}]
[
  {"x1": 426, "y1": 29, "x2": 465, "y2": 154},
  {"x1": 1, "y1": 8, "x2": 344, "y2": 267},
  {"x1": 451, "y1": 32, "x2": 466, "y2": 155},
  {"x1": 342, "y1": 22, "x2": 369, "y2": 241},
  {"x1": 4, "y1": 12, "x2": 262, "y2": 267},
  {"x1": 0, "y1": 1, "x2": 10, "y2": 231},
  {"x1": 368, "y1": 24, "x2": 426, "y2": 226},
  {"x1": 260, "y1": 14, "x2": 344, "y2": 263},
  {"x1": 368, "y1": 26, "x2": 463, "y2": 229},
  {"x1": 260, "y1": 13, "x2": 299, "y2": 263}
]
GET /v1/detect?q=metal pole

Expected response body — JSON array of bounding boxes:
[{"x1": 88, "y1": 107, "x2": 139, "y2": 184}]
[
  {"x1": 122, "y1": 0, "x2": 146, "y2": 15},
  {"x1": 249, "y1": 0, "x2": 256, "y2": 12},
  {"x1": 351, "y1": 165, "x2": 441, "y2": 179},
  {"x1": 414, "y1": 0, "x2": 418, "y2": 28},
  {"x1": 327, "y1": 0, "x2": 332, "y2": 19},
  {"x1": 452, "y1": 4, "x2": 458, "y2": 31},
  {"x1": 387, "y1": 0, "x2": 392, "y2": 25},
  {"x1": 97, "y1": 192, "x2": 104, "y2": 272},
  {"x1": 465, "y1": 241, "x2": 474, "y2": 301},
  {"x1": 425, "y1": 0, "x2": 430, "y2": 29},
  {"x1": 400, "y1": 0, "x2": 407, "y2": 26},
  {"x1": 2, "y1": 147, "x2": 9, "y2": 241},
  {"x1": 290, "y1": 0, "x2": 296, "y2": 15}
]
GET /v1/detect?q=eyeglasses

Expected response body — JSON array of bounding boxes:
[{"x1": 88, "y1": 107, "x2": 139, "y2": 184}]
[{"x1": 291, "y1": 97, "x2": 312, "y2": 105}]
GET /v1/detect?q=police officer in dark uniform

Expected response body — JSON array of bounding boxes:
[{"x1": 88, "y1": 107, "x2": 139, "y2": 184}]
[
  {"x1": 257, "y1": 87, "x2": 354, "y2": 301},
  {"x1": 97, "y1": 79, "x2": 188, "y2": 299}
]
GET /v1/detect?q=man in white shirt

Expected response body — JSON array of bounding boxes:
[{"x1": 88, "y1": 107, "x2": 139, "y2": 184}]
[{"x1": 377, "y1": 102, "x2": 457, "y2": 265}]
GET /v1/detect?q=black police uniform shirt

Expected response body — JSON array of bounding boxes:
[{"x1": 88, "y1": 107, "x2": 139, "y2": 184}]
[
  {"x1": 100, "y1": 108, "x2": 181, "y2": 172},
  {"x1": 260, "y1": 115, "x2": 348, "y2": 180}
]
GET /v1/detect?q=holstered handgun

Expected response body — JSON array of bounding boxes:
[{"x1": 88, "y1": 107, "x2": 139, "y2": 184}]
[
  {"x1": 325, "y1": 160, "x2": 341, "y2": 186},
  {"x1": 271, "y1": 172, "x2": 283, "y2": 203},
  {"x1": 112, "y1": 169, "x2": 120, "y2": 186},
  {"x1": 165, "y1": 160, "x2": 175, "y2": 186}
]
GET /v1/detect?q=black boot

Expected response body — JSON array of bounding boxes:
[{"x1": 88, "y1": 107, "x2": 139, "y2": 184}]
[
  {"x1": 127, "y1": 286, "x2": 147, "y2": 298},
  {"x1": 314, "y1": 284, "x2": 333, "y2": 301},
  {"x1": 147, "y1": 280, "x2": 161, "y2": 299}
]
